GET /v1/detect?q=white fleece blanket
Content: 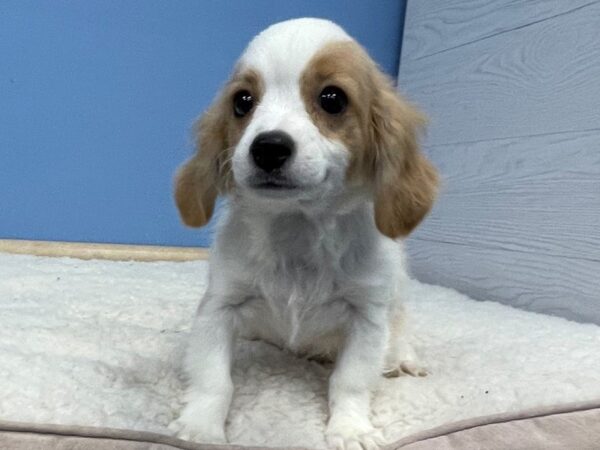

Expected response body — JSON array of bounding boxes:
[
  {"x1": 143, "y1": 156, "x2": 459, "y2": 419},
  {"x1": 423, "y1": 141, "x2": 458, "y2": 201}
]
[{"x1": 1, "y1": 253, "x2": 600, "y2": 448}]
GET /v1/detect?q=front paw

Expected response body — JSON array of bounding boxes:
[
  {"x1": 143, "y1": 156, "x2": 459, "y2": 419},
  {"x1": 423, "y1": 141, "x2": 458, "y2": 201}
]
[
  {"x1": 169, "y1": 403, "x2": 227, "y2": 444},
  {"x1": 383, "y1": 359, "x2": 428, "y2": 378},
  {"x1": 326, "y1": 416, "x2": 385, "y2": 450}
]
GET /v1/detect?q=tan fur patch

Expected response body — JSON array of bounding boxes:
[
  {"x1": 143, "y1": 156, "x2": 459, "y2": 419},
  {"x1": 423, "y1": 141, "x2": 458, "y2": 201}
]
[
  {"x1": 174, "y1": 68, "x2": 264, "y2": 227},
  {"x1": 300, "y1": 42, "x2": 371, "y2": 177},
  {"x1": 300, "y1": 41, "x2": 439, "y2": 238}
]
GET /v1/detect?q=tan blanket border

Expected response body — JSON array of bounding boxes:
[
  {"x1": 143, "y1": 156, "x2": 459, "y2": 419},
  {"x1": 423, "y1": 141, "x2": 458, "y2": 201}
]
[
  {"x1": 0, "y1": 399, "x2": 599, "y2": 450},
  {"x1": 384, "y1": 398, "x2": 600, "y2": 449},
  {"x1": 0, "y1": 420, "x2": 310, "y2": 450}
]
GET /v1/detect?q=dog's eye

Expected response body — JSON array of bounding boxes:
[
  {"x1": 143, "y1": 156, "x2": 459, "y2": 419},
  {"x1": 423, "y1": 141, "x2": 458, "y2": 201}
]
[
  {"x1": 233, "y1": 90, "x2": 254, "y2": 118},
  {"x1": 319, "y1": 86, "x2": 347, "y2": 115}
]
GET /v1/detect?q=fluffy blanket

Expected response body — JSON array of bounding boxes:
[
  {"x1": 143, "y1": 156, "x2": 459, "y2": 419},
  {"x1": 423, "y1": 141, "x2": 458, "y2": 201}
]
[{"x1": 1, "y1": 253, "x2": 599, "y2": 448}]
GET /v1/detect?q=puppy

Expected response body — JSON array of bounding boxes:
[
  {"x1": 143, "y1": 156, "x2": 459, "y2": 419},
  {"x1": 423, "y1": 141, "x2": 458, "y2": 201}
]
[{"x1": 170, "y1": 18, "x2": 438, "y2": 450}]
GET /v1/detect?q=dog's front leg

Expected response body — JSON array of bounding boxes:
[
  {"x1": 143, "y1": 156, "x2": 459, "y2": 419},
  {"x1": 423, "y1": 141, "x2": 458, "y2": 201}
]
[
  {"x1": 326, "y1": 306, "x2": 388, "y2": 450},
  {"x1": 170, "y1": 295, "x2": 235, "y2": 443}
]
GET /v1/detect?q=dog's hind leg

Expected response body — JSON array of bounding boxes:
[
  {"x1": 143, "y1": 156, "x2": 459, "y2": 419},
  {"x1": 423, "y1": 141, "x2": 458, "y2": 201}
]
[{"x1": 383, "y1": 304, "x2": 427, "y2": 378}]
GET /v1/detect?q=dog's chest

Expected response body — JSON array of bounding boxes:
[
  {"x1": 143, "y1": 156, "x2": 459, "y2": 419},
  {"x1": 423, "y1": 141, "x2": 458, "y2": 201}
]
[
  {"x1": 245, "y1": 262, "x2": 350, "y2": 353},
  {"x1": 239, "y1": 213, "x2": 353, "y2": 351}
]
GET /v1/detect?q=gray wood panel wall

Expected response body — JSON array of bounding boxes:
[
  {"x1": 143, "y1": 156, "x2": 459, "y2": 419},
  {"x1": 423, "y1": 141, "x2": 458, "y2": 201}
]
[{"x1": 399, "y1": 0, "x2": 600, "y2": 324}]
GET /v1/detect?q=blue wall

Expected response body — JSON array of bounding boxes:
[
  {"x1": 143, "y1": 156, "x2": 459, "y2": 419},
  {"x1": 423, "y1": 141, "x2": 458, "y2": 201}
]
[{"x1": 0, "y1": 0, "x2": 405, "y2": 247}]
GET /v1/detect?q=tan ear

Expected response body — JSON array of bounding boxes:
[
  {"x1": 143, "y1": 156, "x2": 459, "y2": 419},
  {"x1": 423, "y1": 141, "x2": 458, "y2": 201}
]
[
  {"x1": 370, "y1": 77, "x2": 439, "y2": 238},
  {"x1": 174, "y1": 103, "x2": 228, "y2": 228}
]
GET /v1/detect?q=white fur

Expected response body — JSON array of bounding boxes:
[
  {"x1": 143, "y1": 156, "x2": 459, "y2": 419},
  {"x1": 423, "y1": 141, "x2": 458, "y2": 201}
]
[
  {"x1": 239, "y1": 18, "x2": 351, "y2": 83},
  {"x1": 170, "y1": 18, "x2": 421, "y2": 450}
]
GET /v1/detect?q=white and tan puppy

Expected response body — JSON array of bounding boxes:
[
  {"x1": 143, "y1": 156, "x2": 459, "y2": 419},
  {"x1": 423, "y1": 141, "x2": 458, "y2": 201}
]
[{"x1": 170, "y1": 18, "x2": 438, "y2": 450}]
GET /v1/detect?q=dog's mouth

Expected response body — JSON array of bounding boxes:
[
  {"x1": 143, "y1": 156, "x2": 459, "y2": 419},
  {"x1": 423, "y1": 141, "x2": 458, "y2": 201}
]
[
  {"x1": 245, "y1": 169, "x2": 332, "y2": 199},
  {"x1": 244, "y1": 176, "x2": 304, "y2": 200},
  {"x1": 254, "y1": 180, "x2": 298, "y2": 190},
  {"x1": 249, "y1": 173, "x2": 299, "y2": 191},
  {"x1": 242, "y1": 169, "x2": 332, "y2": 200}
]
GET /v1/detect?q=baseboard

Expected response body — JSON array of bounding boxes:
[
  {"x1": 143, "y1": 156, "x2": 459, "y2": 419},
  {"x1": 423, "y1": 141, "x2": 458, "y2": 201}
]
[{"x1": 0, "y1": 239, "x2": 209, "y2": 262}]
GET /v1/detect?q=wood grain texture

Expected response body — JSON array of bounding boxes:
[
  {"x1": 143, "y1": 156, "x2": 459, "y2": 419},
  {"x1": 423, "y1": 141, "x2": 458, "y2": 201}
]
[
  {"x1": 412, "y1": 130, "x2": 600, "y2": 262},
  {"x1": 402, "y1": 0, "x2": 596, "y2": 61},
  {"x1": 399, "y1": 1, "x2": 600, "y2": 145},
  {"x1": 406, "y1": 238, "x2": 600, "y2": 324},
  {"x1": 401, "y1": 0, "x2": 600, "y2": 323}
]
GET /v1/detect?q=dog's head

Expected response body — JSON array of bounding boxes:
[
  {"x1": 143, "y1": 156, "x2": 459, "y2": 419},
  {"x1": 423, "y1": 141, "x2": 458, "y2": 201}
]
[{"x1": 175, "y1": 18, "x2": 438, "y2": 238}]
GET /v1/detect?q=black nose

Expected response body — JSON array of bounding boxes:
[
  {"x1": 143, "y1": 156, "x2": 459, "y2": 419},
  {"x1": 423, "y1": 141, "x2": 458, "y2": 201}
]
[{"x1": 250, "y1": 131, "x2": 294, "y2": 173}]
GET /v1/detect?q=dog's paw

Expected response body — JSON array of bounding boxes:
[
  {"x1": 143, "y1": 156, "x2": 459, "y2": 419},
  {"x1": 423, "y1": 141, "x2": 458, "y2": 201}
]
[
  {"x1": 326, "y1": 417, "x2": 385, "y2": 450},
  {"x1": 168, "y1": 406, "x2": 226, "y2": 443},
  {"x1": 383, "y1": 359, "x2": 428, "y2": 378},
  {"x1": 383, "y1": 340, "x2": 428, "y2": 378}
]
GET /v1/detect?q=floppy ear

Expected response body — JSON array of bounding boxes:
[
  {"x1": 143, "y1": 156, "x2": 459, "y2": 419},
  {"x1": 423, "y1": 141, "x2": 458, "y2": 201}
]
[
  {"x1": 370, "y1": 76, "x2": 439, "y2": 238},
  {"x1": 174, "y1": 102, "x2": 228, "y2": 228}
]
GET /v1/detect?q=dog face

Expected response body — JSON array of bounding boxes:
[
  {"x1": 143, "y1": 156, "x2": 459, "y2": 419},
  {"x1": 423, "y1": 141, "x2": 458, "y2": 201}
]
[
  {"x1": 229, "y1": 21, "x2": 353, "y2": 204},
  {"x1": 175, "y1": 18, "x2": 438, "y2": 238}
]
